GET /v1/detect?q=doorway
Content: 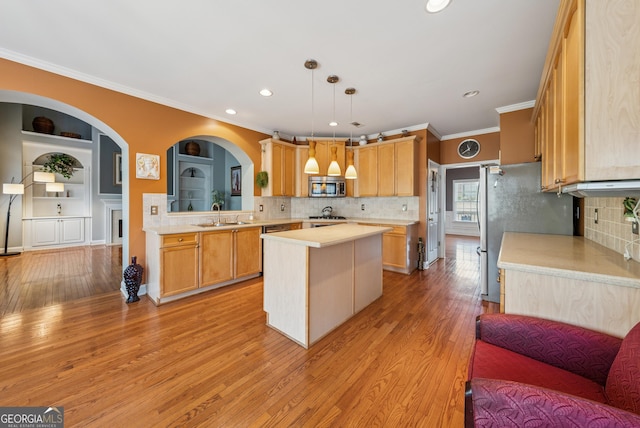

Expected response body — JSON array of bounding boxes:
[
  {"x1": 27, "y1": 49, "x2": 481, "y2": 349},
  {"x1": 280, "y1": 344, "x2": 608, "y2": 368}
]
[{"x1": 427, "y1": 159, "x2": 441, "y2": 265}]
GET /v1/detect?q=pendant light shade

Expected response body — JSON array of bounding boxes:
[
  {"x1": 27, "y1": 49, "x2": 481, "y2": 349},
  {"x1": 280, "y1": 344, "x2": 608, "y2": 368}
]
[
  {"x1": 327, "y1": 75, "x2": 342, "y2": 176},
  {"x1": 304, "y1": 59, "x2": 320, "y2": 175},
  {"x1": 345, "y1": 87, "x2": 358, "y2": 179},
  {"x1": 327, "y1": 146, "x2": 341, "y2": 176},
  {"x1": 304, "y1": 140, "x2": 320, "y2": 174}
]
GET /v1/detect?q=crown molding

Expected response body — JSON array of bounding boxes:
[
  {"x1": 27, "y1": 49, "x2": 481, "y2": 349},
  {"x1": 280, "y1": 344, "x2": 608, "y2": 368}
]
[
  {"x1": 495, "y1": 100, "x2": 535, "y2": 114},
  {"x1": 440, "y1": 127, "x2": 500, "y2": 141}
]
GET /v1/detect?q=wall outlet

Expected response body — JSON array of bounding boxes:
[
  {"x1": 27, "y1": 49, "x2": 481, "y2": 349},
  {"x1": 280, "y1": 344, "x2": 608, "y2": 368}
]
[
  {"x1": 280, "y1": 204, "x2": 285, "y2": 212},
  {"x1": 259, "y1": 204, "x2": 263, "y2": 212},
  {"x1": 361, "y1": 204, "x2": 365, "y2": 211},
  {"x1": 150, "y1": 205, "x2": 158, "y2": 215},
  {"x1": 594, "y1": 208, "x2": 598, "y2": 224},
  {"x1": 633, "y1": 221, "x2": 639, "y2": 235},
  {"x1": 402, "y1": 204, "x2": 407, "y2": 212}
]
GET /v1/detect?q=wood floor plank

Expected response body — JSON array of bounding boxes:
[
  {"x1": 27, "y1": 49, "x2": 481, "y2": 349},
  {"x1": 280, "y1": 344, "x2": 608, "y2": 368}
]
[{"x1": 0, "y1": 236, "x2": 498, "y2": 427}]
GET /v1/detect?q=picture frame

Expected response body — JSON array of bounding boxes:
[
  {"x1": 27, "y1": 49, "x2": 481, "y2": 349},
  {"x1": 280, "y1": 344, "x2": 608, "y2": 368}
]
[
  {"x1": 135, "y1": 153, "x2": 160, "y2": 180},
  {"x1": 114, "y1": 153, "x2": 122, "y2": 185},
  {"x1": 231, "y1": 166, "x2": 241, "y2": 196}
]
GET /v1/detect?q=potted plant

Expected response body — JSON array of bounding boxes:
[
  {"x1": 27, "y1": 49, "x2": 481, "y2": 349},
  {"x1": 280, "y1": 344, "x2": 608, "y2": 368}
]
[
  {"x1": 211, "y1": 189, "x2": 226, "y2": 208},
  {"x1": 256, "y1": 171, "x2": 269, "y2": 189},
  {"x1": 42, "y1": 153, "x2": 75, "y2": 179}
]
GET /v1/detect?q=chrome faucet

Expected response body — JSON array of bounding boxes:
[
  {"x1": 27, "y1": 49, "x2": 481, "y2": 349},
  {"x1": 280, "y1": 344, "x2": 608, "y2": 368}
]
[{"x1": 211, "y1": 203, "x2": 222, "y2": 226}]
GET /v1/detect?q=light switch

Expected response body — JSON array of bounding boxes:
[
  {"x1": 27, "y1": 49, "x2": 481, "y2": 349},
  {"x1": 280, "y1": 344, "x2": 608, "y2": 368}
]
[{"x1": 150, "y1": 205, "x2": 158, "y2": 215}]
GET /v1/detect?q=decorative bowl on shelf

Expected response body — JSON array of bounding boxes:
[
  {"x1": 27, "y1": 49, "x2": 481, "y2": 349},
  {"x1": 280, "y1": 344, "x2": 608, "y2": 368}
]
[
  {"x1": 185, "y1": 141, "x2": 201, "y2": 156},
  {"x1": 32, "y1": 116, "x2": 55, "y2": 134},
  {"x1": 60, "y1": 132, "x2": 81, "y2": 139}
]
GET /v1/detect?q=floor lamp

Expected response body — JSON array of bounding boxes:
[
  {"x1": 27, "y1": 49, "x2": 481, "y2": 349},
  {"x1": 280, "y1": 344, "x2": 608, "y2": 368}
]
[{"x1": 2, "y1": 172, "x2": 57, "y2": 257}]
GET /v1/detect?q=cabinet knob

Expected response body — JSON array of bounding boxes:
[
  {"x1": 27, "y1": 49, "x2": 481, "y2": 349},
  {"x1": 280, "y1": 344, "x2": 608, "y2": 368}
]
[
  {"x1": 554, "y1": 178, "x2": 566, "y2": 184},
  {"x1": 178, "y1": 238, "x2": 183, "y2": 242}
]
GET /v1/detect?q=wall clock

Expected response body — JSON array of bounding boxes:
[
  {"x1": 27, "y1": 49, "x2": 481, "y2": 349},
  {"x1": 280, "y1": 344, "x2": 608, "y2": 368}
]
[{"x1": 457, "y1": 139, "x2": 480, "y2": 159}]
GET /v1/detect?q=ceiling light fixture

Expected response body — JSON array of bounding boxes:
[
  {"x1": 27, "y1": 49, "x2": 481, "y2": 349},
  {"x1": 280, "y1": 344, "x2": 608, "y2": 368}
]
[
  {"x1": 425, "y1": 0, "x2": 452, "y2": 13},
  {"x1": 225, "y1": 108, "x2": 237, "y2": 115},
  {"x1": 344, "y1": 87, "x2": 358, "y2": 180},
  {"x1": 463, "y1": 90, "x2": 480, "y2": 98},
  {"x1": 259, "y1": 89, "x2": 273, "y2": 97},
  {"x1": 327, "y1": 75, "x2": 342, "y2": 176},
  {"x1": 304, "y1": 59, "x2": 320, "y2": 175}
]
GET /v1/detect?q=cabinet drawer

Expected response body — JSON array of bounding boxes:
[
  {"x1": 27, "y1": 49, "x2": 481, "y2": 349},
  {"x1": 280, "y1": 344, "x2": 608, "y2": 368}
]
[{"x1": 162, "y1": 233, "x2": 198, "y2": 247}]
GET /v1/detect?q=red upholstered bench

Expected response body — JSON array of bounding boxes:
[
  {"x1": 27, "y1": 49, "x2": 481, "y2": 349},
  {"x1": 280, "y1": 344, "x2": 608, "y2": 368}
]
[{"x1": 465, "y1": 314, "x2": 640, "y2": 427}]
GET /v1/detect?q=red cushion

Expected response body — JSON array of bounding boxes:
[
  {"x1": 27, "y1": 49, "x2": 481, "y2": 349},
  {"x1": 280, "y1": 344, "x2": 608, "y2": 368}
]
[
  {"x1": 606, "y1": 322, "x2": 640, "y2": 415},
  {"x1": 470, "y1": 340, "x2": 607, "y2": 404}
]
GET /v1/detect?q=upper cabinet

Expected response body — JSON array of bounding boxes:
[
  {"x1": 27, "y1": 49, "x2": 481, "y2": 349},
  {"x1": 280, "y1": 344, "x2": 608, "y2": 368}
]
[
  {"x1": 353, "y1": 136, "x2": 420, "y2": 197},
  {"x1": 260, "y1": 138, "x2": 296, "y2": 197},
  {"x1": 533, "y1": 0, "x2": 640, "y2": 191}
]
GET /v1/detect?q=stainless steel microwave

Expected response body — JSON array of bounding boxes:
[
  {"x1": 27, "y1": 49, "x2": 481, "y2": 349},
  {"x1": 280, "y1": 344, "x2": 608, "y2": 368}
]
[{"x1": 308, "y1": 176, "x2": 346, "y2": 197}]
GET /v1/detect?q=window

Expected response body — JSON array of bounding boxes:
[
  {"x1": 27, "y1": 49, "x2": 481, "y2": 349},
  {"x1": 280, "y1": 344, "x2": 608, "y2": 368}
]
[{"x1": 453, "y1": 179, "x2": 479, "y2": 222}]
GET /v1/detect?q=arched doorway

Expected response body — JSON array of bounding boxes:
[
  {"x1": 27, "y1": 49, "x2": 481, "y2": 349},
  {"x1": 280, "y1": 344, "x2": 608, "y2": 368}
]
[{"x1": 0, "y1": 89, "x2": 130, "y2": 282}]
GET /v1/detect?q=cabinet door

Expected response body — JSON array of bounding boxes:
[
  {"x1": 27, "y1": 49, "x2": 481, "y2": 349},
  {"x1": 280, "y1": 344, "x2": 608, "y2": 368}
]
[
  {"x1": 32, "y1": 219, "x2": 59, "y2": 246},
  {"x1": 395, "y1": 140, "x2": 416, "y2": 196},
  {"x1": 60, "y1": 218, "x2": 84, "y2": 244},
  {"x1": 377, "y1": 144, "x2": 395, "y2": 196},
  {"x1": 271, "y1": 143, "x2": 284, "y2": 196},
  {"x1": 200, "y1": 230, "x2": 234, "y2": 286},
  {"x1": 283, "y1": 145, "x2": 295, "y2": 196},
  {"x1": 382, "y1": 231, "x2": 407, "y2": 269},
  {"x1": 357, "y1": 146, "x2": 378, "y2": 197},
  {"x1": 161, "y1": 244, "x2": 199, "y2": 296},
  {"x1": 315, "y1": 140, "x2": 329, "y2": 174},
  {"x1": 235, "y1": 227, "x2": 261, "y2": 278},
  {"x1": 297, "y1": 147, "x2": 310, "y2": 197}
]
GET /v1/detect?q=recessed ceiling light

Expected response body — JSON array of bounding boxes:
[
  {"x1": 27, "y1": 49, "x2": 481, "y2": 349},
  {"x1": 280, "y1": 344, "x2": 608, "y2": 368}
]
[
  {"x1": 463, "y1": 90, "x2": 480, "y2": 98},
  {"x1": 259, "y1": 89, "x2": 273, "y2": 97},
  {"x1": 425, "y1": 0, "x2": 452, "y2": 13},
  {"x1": 329, "y1": 121, "x2": 338, "y2": 127},
  {"x1": 225, "y1": 108, "x2": 237, "y2": 115}
]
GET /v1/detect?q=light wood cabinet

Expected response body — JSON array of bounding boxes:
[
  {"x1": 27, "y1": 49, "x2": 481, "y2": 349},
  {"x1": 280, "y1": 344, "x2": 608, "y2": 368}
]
[
  {"x1": 360, "y1": 223, "x2": 418, "y2": 274},
  {"x1": 533, "y1": 0, "x2": 640, "y2": 190},
  {"x1": 200, "y1": 226, "x2": 261, "y2": 288},
  {"x1": 295, "y1": 140, "x2": 347, "y2": 197},
  {"x1": 160, "y1": 233, "x2": 199, "y2": 297},
  {"x1": 353, "y1": 136, "x2": 419, "y2": 197},
  {"x1": 260, "y1": 139, "x2": 296, "y2": 196}
]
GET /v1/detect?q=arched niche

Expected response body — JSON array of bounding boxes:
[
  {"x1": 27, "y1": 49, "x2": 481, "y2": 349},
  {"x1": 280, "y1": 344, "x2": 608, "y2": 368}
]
[{"x1": 167, "y1": 135, "x2": 254, "y2": 213}]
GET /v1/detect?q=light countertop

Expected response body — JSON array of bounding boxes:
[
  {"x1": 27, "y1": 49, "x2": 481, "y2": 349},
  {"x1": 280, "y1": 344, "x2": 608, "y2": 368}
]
[
  {"x1": 144, "y1": 217, "x2": 416, "y2": 235},
  {"x1": 261, "y1": 224, "x2": 392, "y2": 248},
  {"x1": 498, "y1": 232, "x2": 640, "y2": 288}
]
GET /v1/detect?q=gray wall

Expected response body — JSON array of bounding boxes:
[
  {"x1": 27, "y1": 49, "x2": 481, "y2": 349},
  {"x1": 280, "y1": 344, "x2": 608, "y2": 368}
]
[{"x1": 99, "y1": 135, "x2": 122, "y2": 195}]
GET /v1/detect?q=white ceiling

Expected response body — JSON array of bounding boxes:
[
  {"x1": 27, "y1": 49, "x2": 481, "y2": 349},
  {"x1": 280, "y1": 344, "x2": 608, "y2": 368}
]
[{"x1": 0, "y1": 0, "x2": 560, "y2": 141}]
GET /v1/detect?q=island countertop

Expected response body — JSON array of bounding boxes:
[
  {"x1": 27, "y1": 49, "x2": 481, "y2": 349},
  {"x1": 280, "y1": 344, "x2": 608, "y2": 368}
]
[
  {"x1": 498, "y1": 232, "x2": 640, "y2": 289},
  {"x1": 260, "y1": 224, "x2": 392, "y2": 248}
]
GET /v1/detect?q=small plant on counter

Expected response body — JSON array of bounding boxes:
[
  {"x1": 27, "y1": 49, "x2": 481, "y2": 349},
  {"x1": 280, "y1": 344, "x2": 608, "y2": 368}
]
[
  {"x1": 256, "y1": 171, "x2": 269, "y2": 189},
  {"x1": 211, "y1": 190, "x2": 225, "y2": 207},
  {"x1": 623, "y1": 197, "x2": 637, "y2": 221},
  {"x1": 42, "y1": 153, "x2": 75, "y2": 179}
]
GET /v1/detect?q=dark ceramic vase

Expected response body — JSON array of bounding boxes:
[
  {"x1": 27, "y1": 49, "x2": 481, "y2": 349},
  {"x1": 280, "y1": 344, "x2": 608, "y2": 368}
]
[{"x1": 123, "y1": 256, "x2": 143, "y2": 303}]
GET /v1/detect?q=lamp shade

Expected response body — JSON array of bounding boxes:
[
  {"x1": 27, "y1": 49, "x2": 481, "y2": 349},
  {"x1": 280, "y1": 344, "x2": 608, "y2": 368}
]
[
  {"x1": 3, "y1": 183, "x2": 24, "y2": 195},
  {"x1": 46, "y1": 182, "x2": 65, "y2": 193},
  {"x1": 327, "y1": 146, "x2": 341, "y2": 176},
  {"x1": 33, "y1": 171, "x2": 55, "y2": 183},
  {"x1": 344, "y1": 150, "x2": 357, "y2": 179},
  {"x1": 304, "y1": 140, "x2": 320, "y2": 174}
]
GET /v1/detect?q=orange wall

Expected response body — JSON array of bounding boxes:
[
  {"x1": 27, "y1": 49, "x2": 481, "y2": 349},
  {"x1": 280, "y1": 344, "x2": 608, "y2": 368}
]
[
  {"x1": 499, "y1": 108, "x2": 535, "y2": 165},
  {"x1": 0, "y1": 58, "x2": 269, "y2": 267},
  {"x1": 440, "y1": 132, "x2": 500, "y2": 165}
]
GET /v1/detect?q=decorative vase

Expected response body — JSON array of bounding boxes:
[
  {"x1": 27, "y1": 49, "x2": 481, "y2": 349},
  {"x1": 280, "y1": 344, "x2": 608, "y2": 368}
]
[
  {"x1": 359, "y1": 135, "x2": 368, "y2": 146},
  {"x1": 123, "y1": 256, "x2": 143, "y2": 303},
  {"x1": 185, "y1": 141, "x2": 200, "y2": 156},
  {"x1": 32, "y1": 116, "x2": 55, "y2": 134}
]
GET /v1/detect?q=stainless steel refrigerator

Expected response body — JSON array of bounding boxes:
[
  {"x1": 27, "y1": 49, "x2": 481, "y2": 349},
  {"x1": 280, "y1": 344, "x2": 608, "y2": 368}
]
[{"x1": 478, "y1": 162, "x2": 574, "y2": 302}]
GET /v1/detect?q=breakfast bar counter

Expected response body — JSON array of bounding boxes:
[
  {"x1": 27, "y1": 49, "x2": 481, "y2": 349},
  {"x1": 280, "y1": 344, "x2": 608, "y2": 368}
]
[{"x1": 261, "y1": 224, "x2": 391, "y2": 348}]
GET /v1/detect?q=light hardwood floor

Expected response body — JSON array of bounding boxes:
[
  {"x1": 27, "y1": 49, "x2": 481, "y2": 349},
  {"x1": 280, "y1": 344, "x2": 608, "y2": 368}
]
[{"x1": 0, "y1": 236, "x2": 496, "y2": 427}]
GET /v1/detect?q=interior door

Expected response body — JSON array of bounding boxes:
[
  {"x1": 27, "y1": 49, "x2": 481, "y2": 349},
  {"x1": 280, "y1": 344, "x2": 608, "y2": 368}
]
[{"x1": 427, "y1": 160, "x2": 440, "y2": 265}]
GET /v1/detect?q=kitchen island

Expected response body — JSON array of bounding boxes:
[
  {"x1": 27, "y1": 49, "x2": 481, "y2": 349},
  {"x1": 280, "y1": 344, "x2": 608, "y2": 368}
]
[{"x1": 262, "y1": 223, "x2": 391, "y2": 348}]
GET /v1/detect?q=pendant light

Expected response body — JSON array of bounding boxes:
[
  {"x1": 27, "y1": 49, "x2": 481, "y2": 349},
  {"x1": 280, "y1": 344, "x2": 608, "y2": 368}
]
[
  {"x1": 327, "y1": 75, "x2": 342, "y2": 176},
  {"x1": 304, "y1": 59, "x2": 320, "y2": 174},
  {"x1": 344, "y1": 87, "x2": 358, "y2": 179}
]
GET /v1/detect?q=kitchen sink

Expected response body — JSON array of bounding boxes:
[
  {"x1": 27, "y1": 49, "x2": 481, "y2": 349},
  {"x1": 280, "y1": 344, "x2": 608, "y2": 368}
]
[{"x1": 193, "y1": 221, "x2": 252, "y2": 227}]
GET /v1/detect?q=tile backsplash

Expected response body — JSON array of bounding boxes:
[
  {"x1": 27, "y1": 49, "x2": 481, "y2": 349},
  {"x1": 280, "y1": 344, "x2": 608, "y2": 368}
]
[{"x1": 584, "y1": 197, "x2": 640, "y2": 261}]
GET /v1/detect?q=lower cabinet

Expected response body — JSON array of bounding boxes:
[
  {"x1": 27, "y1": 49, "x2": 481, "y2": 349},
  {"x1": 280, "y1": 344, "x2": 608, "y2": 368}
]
[
  {"x1": 160, "y1": 233, "x2": 199, "y2": 297},
  {"x1": 148, "y1": 226, "x2": 262, "y2": 304},
  {"x1": 361, "y1": 223, "x2": 418, "y2": 274},
  {"x1": 200, "y1": 226, "x2": 261, "y2": 287},
  {"x1": 31, "y1": 217, "x2": 85, "y2": 247}
]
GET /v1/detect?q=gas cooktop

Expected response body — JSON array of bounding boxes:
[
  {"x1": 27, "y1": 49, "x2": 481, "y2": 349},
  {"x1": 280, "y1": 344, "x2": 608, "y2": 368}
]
[{"x1": 308, "y1": 216, "x2": 346, "y2": 220}]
